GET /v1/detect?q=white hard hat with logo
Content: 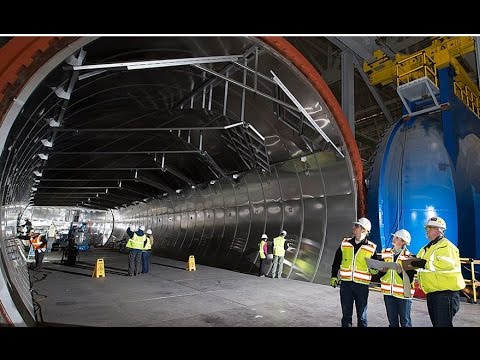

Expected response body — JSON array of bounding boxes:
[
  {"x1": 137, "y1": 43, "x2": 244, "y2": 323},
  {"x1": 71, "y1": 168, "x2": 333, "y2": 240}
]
[
  {"x1": 425, "y1": 216, "x2": 446, "y2": 230},
  {"x1": 353, "y1": 217, "x2": 371, "y2": 233},
  {"x1": 391, "y1": 229, "x2": 411, "y2": 245}
]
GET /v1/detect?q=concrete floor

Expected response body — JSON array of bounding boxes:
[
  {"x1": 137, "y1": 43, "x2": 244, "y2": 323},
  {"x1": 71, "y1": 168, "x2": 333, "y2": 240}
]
[{"x1": 29, "y1": 248, "x2": 480, "y2": 327}]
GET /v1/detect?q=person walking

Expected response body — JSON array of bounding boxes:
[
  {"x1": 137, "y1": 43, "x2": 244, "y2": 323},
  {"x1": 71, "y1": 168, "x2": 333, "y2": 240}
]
[
  {"x1": 141, "y1": 229, "x2": 154, "y2": 274},
  {"x1": 379, "y1": 229, "x2": 416, "y2": 327},
  {"x1": 330, "y1": 217, "x2": 379, "y2": 327},
  {"x1": 406, "y1": 216, "x2": 465, "y2": 327},
  {"x1": 271, "y1": 230, "x2": 290, "y2": 279},
  {"x1": 47, "y1": 222, "x2": 57, "y2": 252},
  {"x1": 258, "y1": 234, "x2": 268, "y2": 277},
  {"x1": 126, "y1": 225, "x2": 146, "y2": 276}
]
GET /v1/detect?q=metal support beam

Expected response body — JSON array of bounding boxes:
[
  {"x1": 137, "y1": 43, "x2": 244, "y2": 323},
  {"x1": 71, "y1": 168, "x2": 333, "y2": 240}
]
[
  {"x1": 51, "y1": 123, "x2": 244, "y2": 132},
  {"x1": 352, "y1": 57, "x2": 395, "y2": 125},
  {"x1": 341, "y1": 50, "x2": 355, "y2": 131}
]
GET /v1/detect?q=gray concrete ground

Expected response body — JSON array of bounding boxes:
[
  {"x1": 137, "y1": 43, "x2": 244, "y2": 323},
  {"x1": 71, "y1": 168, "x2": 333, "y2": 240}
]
[{"x1": 29, "y1": 248, "x2": 480, "y2": 327}]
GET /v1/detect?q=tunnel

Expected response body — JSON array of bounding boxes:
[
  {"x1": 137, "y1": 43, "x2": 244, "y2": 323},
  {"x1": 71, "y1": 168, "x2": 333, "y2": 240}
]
[{"x1": 0, "y1": 36, "x2": 364, "y2": 325}]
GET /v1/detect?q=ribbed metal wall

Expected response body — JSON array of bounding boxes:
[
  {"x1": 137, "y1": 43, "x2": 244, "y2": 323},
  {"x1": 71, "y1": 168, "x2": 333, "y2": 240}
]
[{"x1": 112, "y1": 151, "x2": 355, "y2": 284}]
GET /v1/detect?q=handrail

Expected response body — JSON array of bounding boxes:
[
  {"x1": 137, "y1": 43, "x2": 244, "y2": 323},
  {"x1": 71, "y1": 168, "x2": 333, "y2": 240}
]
[{"x1": 460, "y1": 257, "x2": 480, "y2": 303}]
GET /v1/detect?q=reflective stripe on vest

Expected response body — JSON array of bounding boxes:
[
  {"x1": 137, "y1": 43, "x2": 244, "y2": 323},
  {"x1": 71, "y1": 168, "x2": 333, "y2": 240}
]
[
  {"x1": 416, "y1": 237, "x2": 465, "y2": 294},
  {"x1": 273, "y1": 236, "x2": 286, "y2": 257},
  {"x1": 31, "y1": 235, "x2": 43, "y2": 250},
  {"x1": 380, "y1": 248, "x2": 415, "y2": 298},
  {"x1": 339, "y1": 238, "x2": 377, "y2": 285}
]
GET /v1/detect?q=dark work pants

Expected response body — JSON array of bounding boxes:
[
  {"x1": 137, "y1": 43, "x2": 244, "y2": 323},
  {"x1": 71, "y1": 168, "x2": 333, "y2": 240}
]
[
  {"x1": 35, "y1": 250, "x2": 45, "y2": 269},
  {"x1": 339, "y1": 281, "x2": 369, "y2": 327},
  {"x1": 384, "y1": 295, "x2": 412, "y2": 327},
  {"x1": 426, "y1": 290, "x2": 460, "y2": 327},
  {"x1": 141, "y1": 250, "x2": 151, "y2": 273},
  {"x1": 128, "y1": 249, "x2": 142, "y2": 275}
]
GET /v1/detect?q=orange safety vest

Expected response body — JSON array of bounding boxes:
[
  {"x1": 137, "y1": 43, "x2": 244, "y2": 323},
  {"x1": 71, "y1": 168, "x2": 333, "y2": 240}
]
[{"x1": 30, "y1": 235, "x2": 45, "y2": 250}]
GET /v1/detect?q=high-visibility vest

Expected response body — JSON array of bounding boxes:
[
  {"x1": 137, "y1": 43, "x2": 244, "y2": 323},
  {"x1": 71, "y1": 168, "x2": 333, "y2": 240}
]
[
  {"x1": 259, "y1": 240, "x2": 266, "y2": 259},
  {"x1": 30, "y1": 235, "x2": 44, "y2": 250},
  {"x1": 273, "y1": 236, "x2": 286, "y2": 257},
  {"x1": 144, "y1": 235, "x2": 153, "y2": 250},
  {"x1": 126, "y1": 233, "x2": 146, "y2": 250},
  {"x1": 416, "y1": 237, "x2": 465, "y2": 294},
  {"x1": 339, "y1": 238, "x2": 377, "y2": 285},
  {"x1": 380, "y1": 247, "x2": 415, "y2": 298}
]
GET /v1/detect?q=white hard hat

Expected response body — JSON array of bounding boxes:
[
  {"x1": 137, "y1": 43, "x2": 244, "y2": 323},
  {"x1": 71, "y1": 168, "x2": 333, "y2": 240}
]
[
  {"x1": 353, "y1": 217, "x2": 371, "y2": 233},
  {"x1": 391, "y1": 229, "x2": 411, "y2": 245},
  {"x1": 139, "y1": 225, "x2": 146, "y2": 231},
  {"x1": 280, "y1": 230, "x2": 287, "y2": 236},
  {"x1": 261, "y1": 234, "x2": 268, "y2": 239},
  {"x1": 146, "y1": 229, "x2": 152, "y2": 235},
  {"x1": 425, "y1": 216, "x2": 446, "y2": 230}
]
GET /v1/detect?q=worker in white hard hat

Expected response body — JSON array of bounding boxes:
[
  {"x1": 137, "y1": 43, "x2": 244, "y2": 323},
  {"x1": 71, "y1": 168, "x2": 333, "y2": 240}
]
[
  {"x1": 141, "y1": 229, "x2": 154, "y2": 274},
  {"x1": 405, "y1": 216, "x2": 465, "y2": 327},
  {"x1": 379, "y1": 229, "x2": 416, "y2": 327},
  {"x1": 125, "y1": 225, "x2": 146, "y2": 276},
  {"x1": 271, "y1": 230, "x2": 291, "y2": 279},
  {"x1": 258, "y1": 234, "x2": 268, "y2": 277},
  {"x1": 330, "y1": 217, "x2": 379, "y2": 327}
]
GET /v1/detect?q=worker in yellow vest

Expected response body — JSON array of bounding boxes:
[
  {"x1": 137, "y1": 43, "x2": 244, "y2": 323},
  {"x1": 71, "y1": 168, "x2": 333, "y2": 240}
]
[
  {"x1": 258, "y1": 234, "x2": 268, "y2": 277},
  {"x1": 126, "y1": 225, "x2": 146, "y2": 276},
  {"x1": 379, "y1": 229, "x2": 416, "y2": 327},
  {"x1": 271, "y1": 230, "x2": 290, "y2": 279},
  {"x1": 141, "y1": 229, "x2": 154, "y2": 274},
  {"x1": 30, "y1": 229, "x2": 47, "y2": 270},
  {"x1": 406, "y1": 216, "x2": 465, "y2": 327},
  {"x1": 330, "y1": 217, "x2": 379, "y2": 327}
]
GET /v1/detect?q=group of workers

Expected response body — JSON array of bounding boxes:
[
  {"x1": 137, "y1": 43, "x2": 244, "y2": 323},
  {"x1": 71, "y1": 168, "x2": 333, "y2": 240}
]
[
  {"x1": 258, "y1": 230, "x2": 290, "y2": 278},
  {"x1": 330, "y1": 216, "x2": 465, "y2": 327},
  {"x1": 125, "y1": 225, "x2": 154, "y2": 276}
]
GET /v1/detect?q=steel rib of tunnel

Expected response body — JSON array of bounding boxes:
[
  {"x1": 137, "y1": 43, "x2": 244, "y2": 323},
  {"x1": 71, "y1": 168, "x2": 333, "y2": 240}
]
[{"x1": 0, "y1": 36, "x2": 363, "y2": 325}]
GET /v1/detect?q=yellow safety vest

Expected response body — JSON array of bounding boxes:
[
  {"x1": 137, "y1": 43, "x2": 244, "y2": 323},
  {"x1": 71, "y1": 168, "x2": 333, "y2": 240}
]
[
  {"x1": 339, "y1": 238, "x2": 377, "y2": 285},
  {"x1": 259, "y1": 240, "x2": 266, "y2": 259},
  {"x1": 380, "y1": 248, "x2": 415, "y2": 298},
  {"x1": 126, "y1": 233, "x2": 146, "y2": 250},
  {"x1": 273, "y1": 236, "x2": 286, "y2": 257},
  {"x1": 144, "y1": 235, "x2": 153, "y2": 250},
  {"x1": 416, "y1": 237, "x2": 465, "y2": 294}
]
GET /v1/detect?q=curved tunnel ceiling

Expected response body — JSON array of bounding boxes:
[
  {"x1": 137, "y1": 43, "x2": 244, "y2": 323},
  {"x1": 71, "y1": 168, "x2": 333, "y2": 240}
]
[
  {"x1": 0, "y1": 36, "x2": 363, "y2": 213},
  {"x1": 0, "y1": 37, "x2": 364, "y2": 291}
]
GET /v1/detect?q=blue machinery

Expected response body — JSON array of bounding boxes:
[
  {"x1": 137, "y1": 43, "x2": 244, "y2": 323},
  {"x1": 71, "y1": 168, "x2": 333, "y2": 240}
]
[{"x1": 368, "y1": 66, "x2": 480, "y2": 258}]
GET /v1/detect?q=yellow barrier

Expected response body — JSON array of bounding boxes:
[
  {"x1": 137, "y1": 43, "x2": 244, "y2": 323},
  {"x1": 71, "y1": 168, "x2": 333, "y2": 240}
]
[
  {"x1": 92, "y1": 258, "x2": 105, "y2": 278},
  {"x1": 186, "y1": 255, "x2": 196, "y2": 271}
]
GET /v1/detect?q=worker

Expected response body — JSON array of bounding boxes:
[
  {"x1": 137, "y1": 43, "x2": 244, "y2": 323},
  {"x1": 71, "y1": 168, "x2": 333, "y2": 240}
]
[
  {"x1": 47, "y1": 221, "x2": 57, "y2": 252},
  {"x1": 330, "y1": 217, "x2": 379, "y2": 327},
  {"x1": 126, "y1": 225, "x2": 146, "y2": 276},
  {"x1": 30, "y1": 229, "x2": 47, "y2": 270},
  {"x1": 379, "y1": 229, "x2": 416, "y2": 327},
  {"x1": 258, "y1": 234, "x2": 268, "y2": 277},
  {"x1": 141, "y1": 229, "x2": 154, "y2": 274},
  {"x1": 271, "y1": 230, "x2": 290, "y2": 279},
  {"x1": 406, "y1": 216, "x2": 465, "y2": 327}
]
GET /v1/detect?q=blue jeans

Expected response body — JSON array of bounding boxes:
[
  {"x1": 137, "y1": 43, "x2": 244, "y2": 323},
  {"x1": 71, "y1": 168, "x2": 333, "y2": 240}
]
[
  {"x1": 384, "y1": 295, "x2": 412, "y2": 327},
  {"x1": 339, "y1": 281, "x2": 369, "y2": 327},
  {"x1": 426, "y1": 290, "x2": 460, "y2": 327},
  {"x1": 141, "y1": 250, "x2": 151, "y2": 273}
]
